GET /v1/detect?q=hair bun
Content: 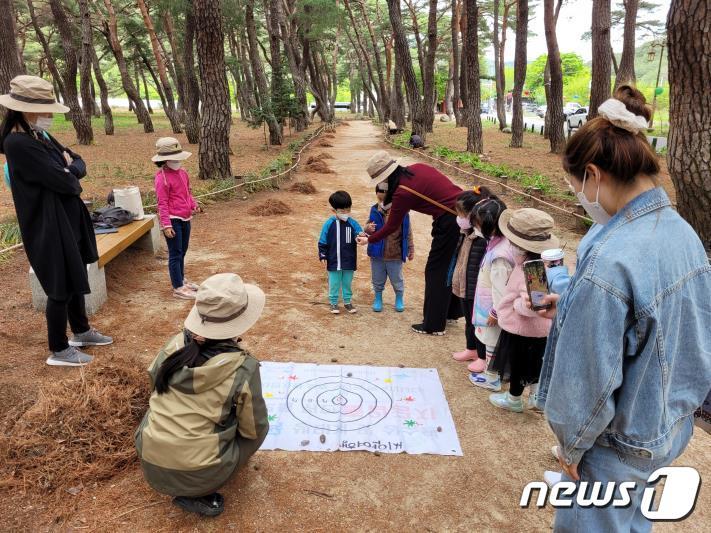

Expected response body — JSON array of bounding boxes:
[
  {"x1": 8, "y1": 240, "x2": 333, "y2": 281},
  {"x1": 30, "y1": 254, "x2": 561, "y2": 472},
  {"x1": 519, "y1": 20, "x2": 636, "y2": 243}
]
[{"x1": 614, "y1": 85, "x2": 651, "y2": 122}]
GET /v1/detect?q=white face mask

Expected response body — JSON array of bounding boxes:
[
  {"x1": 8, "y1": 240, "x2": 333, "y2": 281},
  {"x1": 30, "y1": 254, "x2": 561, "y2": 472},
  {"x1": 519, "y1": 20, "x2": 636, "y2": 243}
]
[
  {"x1": 166, "y1": 160, "x2": 182, "y2": 170},
  {"x1": 379, "y1": 202, "x2": 391, "y2": 211},
  {"x1": 336, "y1": 211, "x2": 350, "y2": 222},
  {"x1": 34, "y1": 116, "x2": 53, "y2": 131},
  {"x1": 456, "y1": 216, "x2": 472, "y2": 230},
  {"x1": 576, "y1": 170, "x2": 611, "y2": 225}
]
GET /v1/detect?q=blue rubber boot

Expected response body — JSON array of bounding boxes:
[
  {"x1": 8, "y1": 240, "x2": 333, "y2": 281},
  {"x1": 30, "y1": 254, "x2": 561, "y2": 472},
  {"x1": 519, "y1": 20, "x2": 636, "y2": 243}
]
[
  {"x1": 372, "y1": 292, "x2": 383, "y2": 312},
  {"x1": 395, "y1": 292, "x2": 405, "y2": 312}
]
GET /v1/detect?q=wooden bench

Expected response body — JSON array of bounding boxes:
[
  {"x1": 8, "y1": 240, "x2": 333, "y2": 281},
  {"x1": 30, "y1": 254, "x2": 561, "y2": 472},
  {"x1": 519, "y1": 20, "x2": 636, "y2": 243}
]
[{"x1": 30, "y1": 215, "x2": 162, "y2": 315}]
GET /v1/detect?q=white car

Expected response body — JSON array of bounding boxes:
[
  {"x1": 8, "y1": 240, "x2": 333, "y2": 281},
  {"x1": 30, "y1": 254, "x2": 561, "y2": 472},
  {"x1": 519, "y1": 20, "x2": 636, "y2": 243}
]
[
  {"x1": 563, "y1": 102, "x2": 582, "y2": 116},
  {"x1": 567, "y1": 107, "x2": 588, "y2": 129}
]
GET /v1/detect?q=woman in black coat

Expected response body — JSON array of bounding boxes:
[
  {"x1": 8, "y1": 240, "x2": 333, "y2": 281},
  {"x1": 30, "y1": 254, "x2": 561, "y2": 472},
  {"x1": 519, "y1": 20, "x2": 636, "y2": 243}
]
[{"x1": 0, "y1": 75, "x2": 112, "y2": 366}]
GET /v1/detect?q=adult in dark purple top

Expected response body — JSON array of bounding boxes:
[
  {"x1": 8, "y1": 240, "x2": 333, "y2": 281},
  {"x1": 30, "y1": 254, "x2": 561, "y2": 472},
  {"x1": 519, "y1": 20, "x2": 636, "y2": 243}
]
[{"x1": 359, "y1": 151, "x2": 463, "y2": 335}]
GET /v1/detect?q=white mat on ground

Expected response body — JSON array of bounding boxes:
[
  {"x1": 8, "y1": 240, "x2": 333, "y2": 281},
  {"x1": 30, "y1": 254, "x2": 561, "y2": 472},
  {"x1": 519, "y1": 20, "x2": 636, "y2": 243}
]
[{"x1": 259, "y1": 362, "x2": 462, "y2": 456}]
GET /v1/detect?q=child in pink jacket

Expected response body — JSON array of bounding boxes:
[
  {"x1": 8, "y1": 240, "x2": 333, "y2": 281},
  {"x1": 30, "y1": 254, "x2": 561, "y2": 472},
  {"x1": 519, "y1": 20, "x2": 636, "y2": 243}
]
[
  {"x1": 152, "y1": 137, "x2": 199, "y2": 300},
  {"x1": 488, "y1": 208, "x2": 560, "y2": 412}
]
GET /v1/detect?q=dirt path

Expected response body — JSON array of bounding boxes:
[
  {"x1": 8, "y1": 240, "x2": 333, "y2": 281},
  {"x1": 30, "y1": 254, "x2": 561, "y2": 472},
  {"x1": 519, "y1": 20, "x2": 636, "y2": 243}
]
[{"x1": 0, "y1": 121, "x2": 708, "y2": 531}]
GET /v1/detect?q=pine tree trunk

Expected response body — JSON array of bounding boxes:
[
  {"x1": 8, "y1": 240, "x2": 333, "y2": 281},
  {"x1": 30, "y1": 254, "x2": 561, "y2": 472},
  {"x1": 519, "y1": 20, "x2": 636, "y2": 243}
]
[
  {"x1": 422, "y1": 0, "x2": 439, "y2": 133},
  {"x1": 445, "y1": 53, "x2": 454, "y2": 118},
  {"x1": 91, "y1": 47, "x2": 113, "y2": 135},
  {"x1": 267, "y1": 0, "x2": 284, "y2": 144},
  {"x1": 615, "y1": 0, "x2": 638, "y2": 88},
  {"x1": 0, "y1": 0, "x2": 23, "y2": 96},
  {"x1": 510, "y1": 0, "x2": 528, "y2": 148},
  {"x1": 27, "y1": 0, "x2": 67, "y2": 105},
  {"x1": 497, "y1": 1, "x2": 512, "y2": 127},
  {"x1": 48, "y1": 0, "x2": 93, "y2": 145},
  {"x1": 183, "y1": 1, "x2": 201, "y2": 144},
  {"x1": 90, "y1": 80, "x2": 101, "y2": 118},
  {"x1": 459, "y1": 9, "x2": 468, "y2": 116},
  {"x1": 451, "y1": 0, "x2": 463, "y2": 126},
  {"x1": 102, "y1": 0, "x2": 153, "y2": 132},
  {"x1": 543, "y1": 0, "x2": 565, "y2": 153},
  {"x1": 136, "y1": 0, "x2": 181, "y2": 133},
  {"x1": 279, "y1": 0, "x2": 308, "y2": 131},
  {"x1": 360, "y1": 0, "x2": 390, "y2": 121},
  {"x1": 464, "y1": 0, "x2": 483, "y2": 153},
  {"x1": 163, "y1": 12, "x2": 187, "y2": 121},
  {"x1": 493, "y1": 0, "x2": 507, "y2": 129},
  {"x1": 589, "y1": 0, "x2": 612, "y2": 118},
  {"x1": 137, "y1": 59, "x2": 154, "y2": 114},
  {"x1": 667, "y1": 0, "x2": 711, "y2": 250},
  {"x1": 387, "y1": 0, "x2": 425, "y2": 138},
  {"x1": 79, "y1": 0, "x2": 94, "y2": 119},
  {"x1": 543, "y1": 59, "x2": 551, "y2": 138},
  {"x1": 194, "y1": 0, "x2": 232, "y2": 180},
  {"x1": 245, "y1": 0, "x2": 281, "y2": 144}
]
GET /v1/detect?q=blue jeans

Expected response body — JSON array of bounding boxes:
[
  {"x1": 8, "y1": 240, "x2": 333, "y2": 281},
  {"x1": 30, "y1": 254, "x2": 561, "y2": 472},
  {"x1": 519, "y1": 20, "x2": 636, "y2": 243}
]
[
  {"x1": 165, "y1": 219, "x2": 191, "y2": 289},
  {"x1": 554, "y1": 417, "x2": 693, "y2": 533},
  {"x1": 328, "y1": 270, "x2": 354, "y2": 305},
  {"x1": 370, "y1": 258, "x2": 404, "y2": 294}
]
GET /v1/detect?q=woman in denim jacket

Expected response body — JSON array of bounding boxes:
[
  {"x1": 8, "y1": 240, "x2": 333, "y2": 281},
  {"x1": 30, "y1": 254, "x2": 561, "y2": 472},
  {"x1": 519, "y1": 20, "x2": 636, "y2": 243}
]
[{"x1": 535, "y1": 86, "x2": 711, "y2": 532}]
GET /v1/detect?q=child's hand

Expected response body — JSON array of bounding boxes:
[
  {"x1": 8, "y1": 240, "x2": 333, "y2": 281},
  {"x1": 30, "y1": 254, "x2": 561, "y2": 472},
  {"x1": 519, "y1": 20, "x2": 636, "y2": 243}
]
[
  {"x1": 356, "y1": 235, "x2": 369, "y2": 245},
  {"x1": 486, "y1": 315, "x2": 498, "y2": 327},
  {"x1": 163, "y1": 228, "x2": 175, "y2": 238},
  {"x1": 365, "y1": 221, "x2": 376, "y2": 233},
  {"x1": 320, "y1": 259, "x2": 328, "y2": 268},
  {"x1": 408, "y1": 251, "x2": 414, "y2": 261}
]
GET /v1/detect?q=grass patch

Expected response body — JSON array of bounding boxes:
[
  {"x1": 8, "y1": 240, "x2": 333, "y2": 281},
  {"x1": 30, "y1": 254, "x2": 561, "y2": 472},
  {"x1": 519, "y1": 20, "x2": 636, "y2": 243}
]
[{"x1": 427, "y1": 144, "x2": 558, "y2": 196}]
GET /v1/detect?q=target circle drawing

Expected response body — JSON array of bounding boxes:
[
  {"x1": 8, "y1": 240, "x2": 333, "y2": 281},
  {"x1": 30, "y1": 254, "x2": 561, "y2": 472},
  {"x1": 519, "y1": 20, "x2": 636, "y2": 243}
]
[{"x1": 287, "y1": 375, "x2": 393, "y2": 431}]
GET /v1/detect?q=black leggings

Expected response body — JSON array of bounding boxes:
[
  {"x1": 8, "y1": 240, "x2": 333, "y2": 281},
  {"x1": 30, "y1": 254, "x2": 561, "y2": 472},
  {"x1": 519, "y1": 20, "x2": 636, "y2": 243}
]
[
  {"x1": 422, "y1": 213, "x2": 460, "y2": 332},
  {"x1": 46, "y1": 293, "x2": 90, "y2": 352}
]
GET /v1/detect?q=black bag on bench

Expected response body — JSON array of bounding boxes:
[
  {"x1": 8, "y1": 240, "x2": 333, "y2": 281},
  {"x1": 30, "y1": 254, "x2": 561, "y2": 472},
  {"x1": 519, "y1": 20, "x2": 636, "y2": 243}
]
[{"x1": 92, "y1": 206, "x2": 134, "y2": 228}]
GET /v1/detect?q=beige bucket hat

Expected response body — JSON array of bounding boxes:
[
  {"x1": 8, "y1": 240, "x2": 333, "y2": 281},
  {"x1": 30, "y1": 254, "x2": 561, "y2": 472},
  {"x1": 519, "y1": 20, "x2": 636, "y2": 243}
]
[
  {"x1": 366, "y1": 150, "x2": 399, "y2": 186},
  {"x1": 151, "y1": 137, "x2": 192, "y2": 162},
  {"x1": 0, "y1": 75, "x2": 69, "y2": 113},
  {"x1": 498, "y1": 208, "x2": 560, "y2": 254},
  {"x1": 184, "y1": 273, "x2": 265, "y2": 340}
]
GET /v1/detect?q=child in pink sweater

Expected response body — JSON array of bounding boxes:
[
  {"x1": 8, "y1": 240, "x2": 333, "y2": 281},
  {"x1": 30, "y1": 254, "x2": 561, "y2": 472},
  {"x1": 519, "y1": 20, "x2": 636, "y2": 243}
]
[
  {"x1": 488, "y1": 208, "x2": 560, "y2": 412},
  {"x1": 152, "y1": 137, "x2": 199, "y2": 300}
]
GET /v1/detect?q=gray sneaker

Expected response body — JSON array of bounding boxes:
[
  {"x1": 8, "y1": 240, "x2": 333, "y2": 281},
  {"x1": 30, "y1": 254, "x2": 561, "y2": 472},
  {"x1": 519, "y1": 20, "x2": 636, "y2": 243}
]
[
  {"x1": 46, "y1": 346, "x2": 94, "y2": 367},
  {"x1": 69, "y1": 328, "x2": 113, "y2": 347},
  {"x1": 344, "y1": 303, "x2": 357, "y2": 314}
]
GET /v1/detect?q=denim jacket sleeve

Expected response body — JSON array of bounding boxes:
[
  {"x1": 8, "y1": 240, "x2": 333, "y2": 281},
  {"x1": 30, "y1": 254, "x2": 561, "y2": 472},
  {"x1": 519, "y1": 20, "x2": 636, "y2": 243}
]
[{"x1": 545, "y1": 277, "x2": 627, "y2": 465}]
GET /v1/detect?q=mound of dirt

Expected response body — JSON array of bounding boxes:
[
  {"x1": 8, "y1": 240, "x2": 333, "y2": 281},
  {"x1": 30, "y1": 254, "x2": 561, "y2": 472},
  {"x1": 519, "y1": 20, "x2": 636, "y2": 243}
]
[
  {"x1": 304, "y1": 160, "x2": 334, "y2": 174},
  {"x1": 248, "y1": 199, "x2": 293, "y2": 216},
  {"x1": 289, "y1": 181, "x2": 317, "y2": 194},
  {"x1": 305, "y1": 153, "x2": 334, "y2": 165},
  {"x1": 0, "y1": 357, "x2": 149, "y2": 493},
  {"x1": 316, "y1": 140, "x2": 334, "y2": 147}
]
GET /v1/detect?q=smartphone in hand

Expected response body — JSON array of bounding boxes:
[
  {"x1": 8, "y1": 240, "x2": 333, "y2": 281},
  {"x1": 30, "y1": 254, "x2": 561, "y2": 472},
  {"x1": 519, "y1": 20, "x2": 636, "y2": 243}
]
[{"x1": 523, "y1": 259, "x2": 551, "y2": 311}]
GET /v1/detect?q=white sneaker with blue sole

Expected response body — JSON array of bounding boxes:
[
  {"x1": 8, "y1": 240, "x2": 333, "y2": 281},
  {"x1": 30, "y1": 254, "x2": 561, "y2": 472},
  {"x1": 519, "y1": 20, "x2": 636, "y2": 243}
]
[{"x1": 469, "y1": 372, "x2": 502, "y2": 391}]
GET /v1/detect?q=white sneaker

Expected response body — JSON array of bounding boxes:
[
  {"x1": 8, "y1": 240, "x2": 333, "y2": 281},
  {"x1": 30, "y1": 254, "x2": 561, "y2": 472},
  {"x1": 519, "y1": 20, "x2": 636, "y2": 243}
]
[
  {"x1": 173, "y1": 286, "x2": 197, "y2": 300},
  {"x1": 469, "y1": 372, "x2": 502, "y2": 391},
  {"x1": 551, "y1": 445, "x2": 561, "y2": 460},
  {"x1": 544, "y1": 470, "x2": 563, "y2": 487}
]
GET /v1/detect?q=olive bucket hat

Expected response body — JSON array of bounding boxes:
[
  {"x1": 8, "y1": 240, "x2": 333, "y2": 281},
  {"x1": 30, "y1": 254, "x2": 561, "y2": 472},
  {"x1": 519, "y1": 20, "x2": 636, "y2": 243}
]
[
  {"x1": 184, "y1": 273, "x2": 265, "y2": 340},
  {"x1": 151, "y1": 137, "x2": 193, "y2": 162},
  {"x1": 498, "y1": 208, "x2": 560, "y2": 254},
  {"x1": 0, "y1": 75, "x2": 70, "y2": 113}
]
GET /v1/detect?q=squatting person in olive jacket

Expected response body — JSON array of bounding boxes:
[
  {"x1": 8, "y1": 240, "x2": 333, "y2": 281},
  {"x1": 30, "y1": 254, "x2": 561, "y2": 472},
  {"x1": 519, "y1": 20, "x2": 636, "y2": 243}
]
[{"x1": 135, "y1": 273, "x2": 269, "y2": 517}]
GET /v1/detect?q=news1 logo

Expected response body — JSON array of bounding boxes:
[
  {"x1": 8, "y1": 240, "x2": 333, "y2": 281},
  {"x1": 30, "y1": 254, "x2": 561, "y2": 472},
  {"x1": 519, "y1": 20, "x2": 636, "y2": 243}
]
[{"x1": 520, "y1": 467, "x2": 701, "y2": 521}]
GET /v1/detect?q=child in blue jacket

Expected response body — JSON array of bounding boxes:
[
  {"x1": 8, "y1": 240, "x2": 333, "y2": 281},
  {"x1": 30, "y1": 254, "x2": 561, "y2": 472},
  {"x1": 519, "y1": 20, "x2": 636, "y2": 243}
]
[
  {"x1": 365, "y1": 184, "x2": 414, "y2": 312},
  {"x1": 318, "y1": 191, "x2": 364, "y2": 315}
]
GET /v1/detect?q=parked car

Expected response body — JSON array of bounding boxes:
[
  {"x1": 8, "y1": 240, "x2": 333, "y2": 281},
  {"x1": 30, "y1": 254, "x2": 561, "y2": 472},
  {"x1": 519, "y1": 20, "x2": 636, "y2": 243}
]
[
  {"x1": 567, "y1": 107, "x2": 588, "y2": 129},
  {"x1": 480, "y1": 103, "x2": 491, "y2": 114},
  {"x1": 563, "y1": 102, "x2": 583, "y2": 117},
  {"x1": 536, "y1": 105, "x2": 547, "y2": 118}
]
